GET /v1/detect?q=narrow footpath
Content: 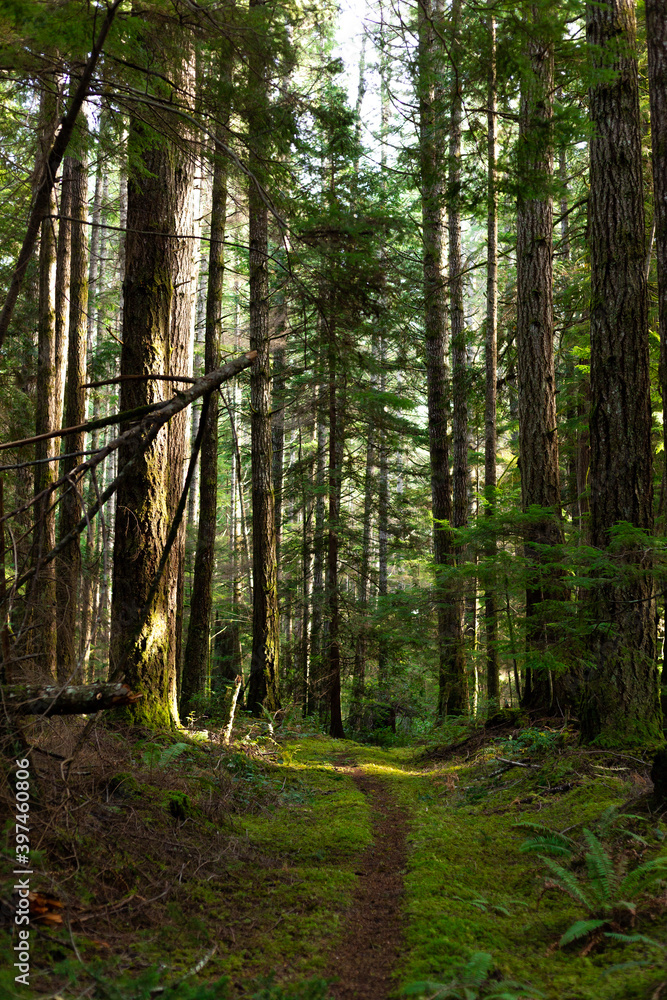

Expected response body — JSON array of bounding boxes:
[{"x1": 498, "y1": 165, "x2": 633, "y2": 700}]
[{"x1": 324, "y1": 765, "x2": 408, "y2": 1000}]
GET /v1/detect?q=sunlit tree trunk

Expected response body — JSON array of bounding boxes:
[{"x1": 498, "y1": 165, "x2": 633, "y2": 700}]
[
  {"x1": 31, "y1": 77, "x2": 61, "y2": 680},
  {"x1": 56, "y1": 146, "x2": 88, "y2": 683}
]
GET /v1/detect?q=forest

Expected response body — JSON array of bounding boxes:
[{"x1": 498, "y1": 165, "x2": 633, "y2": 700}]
[{"x1": 1, "y1": 0, "x2": 667, "y2": 997}]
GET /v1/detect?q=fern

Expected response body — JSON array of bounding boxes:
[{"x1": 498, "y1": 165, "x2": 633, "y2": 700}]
[
  {"x1": 513, "y1": 821, "x2": 575, "y2": 858},
  {"x1": 142, "y1": 742, "x2": 191, "y2": 770},
  {"x1": 559, "y1": 919, "x2": 607, "y2": 948},
  {"x1": 403, "y1": 953, "x2": 543, "y2": 1000},
  {"x1": 539, "y1": 855, "x2": 594, "y2": 911},
  {"x1": 617, "y1": 857, "x2": 667, "y2": 899},
  {"x1": 582, "y1": 829, "x2": 615, "y2": 907}
]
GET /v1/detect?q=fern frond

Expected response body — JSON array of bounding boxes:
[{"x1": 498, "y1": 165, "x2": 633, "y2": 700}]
[
  {"x1": 582, "y1": 829, "x2": 615, "y2": 906},
  {"x1": 461, "y1": 952, "x2": 494, "y2": 988},
  {"x1": 539, "y1": 856, "x2": 593, "y2": 912},
  {"x1": 520, "y1": 834, "x2": 574, "y2": 858},
  {"x1": 617, "y1": 857, "x2": 667, "y2": 899},
  {"x1": 603, "y1": 932, "x2": 666, "y2": 948},
  {"x1": 157, "y1": 742, "x2": 191, "y2": 769},
  {"x1": 559, "y1": 919, "x2": 607, "y2": 948}
]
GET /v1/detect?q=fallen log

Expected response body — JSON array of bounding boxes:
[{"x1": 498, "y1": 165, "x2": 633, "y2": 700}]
[{"x1": 1, "y1": 682, "x2": 142, "y2": 717}]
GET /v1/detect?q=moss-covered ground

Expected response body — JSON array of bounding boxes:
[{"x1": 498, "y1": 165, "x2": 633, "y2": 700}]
[{"x1": 1, "y1": 716, "x2": 666, "y2": 999}]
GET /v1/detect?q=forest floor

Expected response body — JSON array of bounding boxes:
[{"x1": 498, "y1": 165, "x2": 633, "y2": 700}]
[{"x1": 1, "y1": 713, "x2": 667, "y2": 1000}]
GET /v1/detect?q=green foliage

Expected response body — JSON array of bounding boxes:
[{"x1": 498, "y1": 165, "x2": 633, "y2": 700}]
[
  {"x1": 536, "y1": 828, "x2": 667, "y2": 948},
  {"x1": 403, "y1": 952, "x2": 544, "y2": 1000},
  {"x1": 141, "y1": 742, "x2": 192, "y2": 770},
  {"x1": 513, "y1": 821, "x2": 576, "y2": 859}
]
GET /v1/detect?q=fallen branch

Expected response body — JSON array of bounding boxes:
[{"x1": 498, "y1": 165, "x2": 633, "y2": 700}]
[
  {"x1": 493, "y1": 757, "x2": 541, "y2": 770},
  {"x1": 2, "y1": 681, "x2": 142, "y2": 717}
]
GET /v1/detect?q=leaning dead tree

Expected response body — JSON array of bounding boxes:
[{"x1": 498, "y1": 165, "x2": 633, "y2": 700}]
[{"x1": 0, "y1": 350, "x2": 257, "y2": 713}]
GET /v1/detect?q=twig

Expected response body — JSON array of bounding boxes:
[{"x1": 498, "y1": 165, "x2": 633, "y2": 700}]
[{"x1": 493, "y1": 757, "x2": 541, "y2": 769}]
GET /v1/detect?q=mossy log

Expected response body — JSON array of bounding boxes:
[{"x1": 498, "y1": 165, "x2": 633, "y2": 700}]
[{"x1": 1, "y1": 681, "x2": 142, "y2": 716}]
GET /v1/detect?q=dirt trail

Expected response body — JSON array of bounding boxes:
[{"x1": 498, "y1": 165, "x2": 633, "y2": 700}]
[{"x1": 324, "y1": 764, "x2": 408, "y2": 1000}]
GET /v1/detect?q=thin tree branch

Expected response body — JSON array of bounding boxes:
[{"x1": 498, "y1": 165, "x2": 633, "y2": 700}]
[{"x1": 0, "y1": 0, "x2": 124, "y2": 348}]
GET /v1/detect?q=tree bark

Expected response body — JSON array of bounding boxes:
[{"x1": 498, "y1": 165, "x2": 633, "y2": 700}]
[
  {"x1": 515, "y1": 8, "x2": 562, "y2": 711},
  {"x1": 2, "y1": 681, "x2": 141, "y2": 716},
  {"x1": 485, "y1": 12, "x2": 499, "y2": 707},
  {"x1": 646, "y1": 0, "x2": 667, "y2": 716},
  {"x1": 109, "y1": 104, "x2": 182, "y2": 726},
  {"x1": 583, "y1": 0, "x2": 662, "y2": 745},
  {"x1": 327, "y1": 320, "x2": 344, "y2": 739},
  {"x1": 246, "y1": 0, "x2": 280, "y2": 715},
  {"x1": 418, "y1": 0, "x2": 462, "y2": 719},
  {"x1": 309, "y1": 374, "x2": 327, "y2": 717},
  {"x1": 181, "y1": 111, "x2": 229, "y2": 718},
  {"x1": 445, "y1": 0, "x2": 469, "y2": 715},
  {"x1": 56, "y1": 149, "x2": 88, "y2": 684},
  {"x1": 30, "y1": 78, "x2": 61, "y2": 681}
]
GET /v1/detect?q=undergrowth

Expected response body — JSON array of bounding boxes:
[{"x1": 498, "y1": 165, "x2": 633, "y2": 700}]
[{"x1": 1, "y1": 715, "x2": 666, "y2": 1000}]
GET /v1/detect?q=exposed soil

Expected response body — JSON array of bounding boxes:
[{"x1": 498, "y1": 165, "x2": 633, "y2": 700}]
[{"x1": 324, "y1": 765, "x2": 407, "y2": 1000}]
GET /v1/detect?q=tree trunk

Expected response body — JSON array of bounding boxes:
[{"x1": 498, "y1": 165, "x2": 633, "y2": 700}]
[
  {"x1": 167, "y1": 47, "x2": 197, "y2": 705},
  {"x1": 54, "y1": 159, "x2": 72, "y2": 431},
  {"x1": 418, "y1": 0, "x2": 461, "y2": 719},
  {"x1": 310, "y1": 376, "x2": 327, "y2": 717},
  {"x1": 181, "y1": 110, "x2": 229, "y2": 718},
  {"x1": 56, "y1": 149, "x2": 88, "y2": 684},
  {"x1": 646, "y1": 0, "x2": 667, "y2": 717},
  {"x1": 327, "y1": 322, "x2": 344, "y2": 739},
  {"x1": 350, "y1": 418, "x2": 374, "y2": 728},
  {"x1": 246, "y1": 0, "x2": 280, "y2": 715},
  {"x1": 583, "y1": 0, "x2": 662, "y2": 745},
  {"x1": 515, "y1": 8, "x2": 562, "y2": 711},
  {"x1": 447, "y1": 0, "x2": 468, "y2": 715},
  {"x1": 377, "y1": 339, "x2": 389, "y2": 695},
  {"x1": 272, "y1": 339, "x2": 286, "y2": 576},
  {"x1": 31, "y1": 78, "x2": 61, "y2": 681},
  {"x1": 109, "y1": 117, "x2": 180, "y2": 727},
  {"x1": 485, "y1": 12, "x2": 499, "y2": 708}
]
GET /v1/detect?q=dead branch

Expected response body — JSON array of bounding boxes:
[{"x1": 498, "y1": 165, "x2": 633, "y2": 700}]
[{"x1": 1, "y1": 681, "x2": 141, "y2": 716}]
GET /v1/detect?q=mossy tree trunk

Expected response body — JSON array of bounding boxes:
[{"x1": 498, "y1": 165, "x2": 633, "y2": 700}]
[
  {"x1": 109, "y1": 29, "x2": 197, "y2": 726},
  {"x1": 583, "y1": 0, "x2": 662, "y2": 745}
]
